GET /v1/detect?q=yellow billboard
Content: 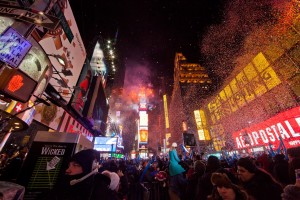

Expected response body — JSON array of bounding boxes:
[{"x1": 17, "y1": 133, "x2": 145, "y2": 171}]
[
  {"x1": 194, "y1": 109, "x2": 210, "y2": 140},
  {"x1": 207, "y1": 52, "x2": 281, "y2": 124},
  {"x1": 163, "y1": 95, "x2": 169, "y2": 128},
  {"x1": 166, "y1": 133, "x2": 171, "y2": 145},
  {"x1": 139, "y1": 129, "x2": 148, "y2": 143}
]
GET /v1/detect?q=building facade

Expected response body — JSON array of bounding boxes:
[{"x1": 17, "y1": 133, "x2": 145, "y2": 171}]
[
  {"x1": 200, "y1": 14, "x2": 300, "y2": 153},
  {"x1": 168, "y1": 53, "x2": 212, "y2": 148}
]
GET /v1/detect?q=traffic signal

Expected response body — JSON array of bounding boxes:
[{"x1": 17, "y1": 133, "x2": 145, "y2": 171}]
[{"x1": 0, "y1": 66, "x2": 37, "y2": 103}]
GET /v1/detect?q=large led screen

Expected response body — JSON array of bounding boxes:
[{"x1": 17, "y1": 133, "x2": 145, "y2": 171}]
[{"x1": 94, "y1": 137, "x2": 117, "y2": 152}]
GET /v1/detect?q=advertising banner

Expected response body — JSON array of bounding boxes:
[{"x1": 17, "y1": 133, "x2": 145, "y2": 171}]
[
  {"x1": 70, "y1": 61, "x2": 93, "y2": 115},
  {"x1": 139, "y1": 111, "x2": 148, "y2": 127},
  {"x1": 139, "y1": 129, "x2": 148, "y2": 143},
  {"x1": 232, "y1": 106, "x2": 300, "y2": 149},
  {"x1": 33, "y1": 103, "x2": 64, "y2": 131},
  {"x1": 18, "y1": 135, "x2": 77, "y2": 199},
  {"x1": 94, "y1": 137, "x2": 117, "y2": 152},
  {"x1": 37, "y1": 1, "x2": 86, "y2": 104}
]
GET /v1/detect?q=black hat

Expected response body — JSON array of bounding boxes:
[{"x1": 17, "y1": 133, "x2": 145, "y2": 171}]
[
  {"x1": 70, "y1": 149, "x2": 99, "y2": 175},
  {"x1": 237, "y1": 157, "x2": 257, "y2": 173}
]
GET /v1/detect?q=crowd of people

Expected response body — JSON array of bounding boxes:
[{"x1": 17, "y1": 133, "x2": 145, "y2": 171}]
[{"x1": 0, "y1": 144, "x2": 300, "y2": 200}]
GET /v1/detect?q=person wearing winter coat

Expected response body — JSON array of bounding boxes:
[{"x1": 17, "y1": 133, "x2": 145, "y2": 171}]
[
  {"x1": 168, "y1": 142, "x2": 186, "y2": 200},
  {"x1": 41, "y1": 149, "x2": 113, "y2": 200},
  {"x1": 184, "y1": 160, "x2": 206, "y2": 200},
  {"x1": 237, "y1": 157, "x2": 283, "y2": 200}
]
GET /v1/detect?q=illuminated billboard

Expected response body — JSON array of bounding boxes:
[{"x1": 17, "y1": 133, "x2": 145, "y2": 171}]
[
  {"x1": 194, "y1": 109, "x2": 210, "y2": 140},
  {"x1": 163, "y1": 95, "x2": 169, "y2": 128},
  {"x1": 90, "y1": 42, "x2": 107, "y2": 86},
  {"x1": 94, "y1": 137, "x2": 117, "y2": 152},
  {"x1": 232, "y1": 106, "x2": 300, "y2": 149},
  {"x1": 70, "y1": 60, "x2": 93, "y2": 115},
  {"x1": 139, "y1": 129, "x2": 148, "y2": 143},
  {"x1": 38, "y1": 1, "x2": 86, "y2": 104},
  {"x1": 139, "y1": 111, "x2": 148, "y2": 127},
  {"x1": 166, "y1": 133, "x2": 171, "y2": 145},
  {"x1": 207, "y1": 53, "x2": 281, "y2": 124}
]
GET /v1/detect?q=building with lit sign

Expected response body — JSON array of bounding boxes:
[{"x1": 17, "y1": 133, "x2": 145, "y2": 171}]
[
  {"x1": 199, "y1": 13, "x2": 300, "y2": 153},
  {"x1": 0, "y1": 1, "x2": 96, "y2": 154},
  {"x1": 168, "y1": 53, "x2": 212, "y2": 147}
]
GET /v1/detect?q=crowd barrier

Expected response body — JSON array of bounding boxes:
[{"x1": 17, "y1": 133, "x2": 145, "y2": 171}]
[{"x1": 137, "y1": 181, "x2": 169, "y2": 200}]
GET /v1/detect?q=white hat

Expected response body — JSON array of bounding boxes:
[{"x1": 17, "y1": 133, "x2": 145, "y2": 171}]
[
  {"x1": 102, "y1": 170, "x2": 120, "y2": 191},
  {"x1": 172, "y1": 142, "x2": 177, "y2": 148}
]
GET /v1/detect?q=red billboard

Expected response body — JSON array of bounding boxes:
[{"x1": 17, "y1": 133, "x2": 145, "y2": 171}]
[{"x1": 232, "y1": 106, "x2": 300, "y2": 149}]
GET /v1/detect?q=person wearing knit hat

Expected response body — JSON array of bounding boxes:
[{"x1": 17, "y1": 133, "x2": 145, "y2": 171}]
[
  {"x1": 209, "y1": 172, "x2": 248, "y2": 200},
  {"x1": 237, "y1": 157, "x2": 283, "y2": 200}
]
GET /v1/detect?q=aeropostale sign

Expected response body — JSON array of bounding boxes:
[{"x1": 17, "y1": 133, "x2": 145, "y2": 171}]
[{"x1": 232, "y1": 106, "x2": 300, "y2": 149}]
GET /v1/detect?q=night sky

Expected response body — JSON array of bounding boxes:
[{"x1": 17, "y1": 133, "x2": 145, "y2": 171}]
[
  {"x1": 69, "y1": 0, "x2": 227, "y2": 80},
  {"x1": 69, "y1": 0, "x2": 289, "y2": 94}
]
